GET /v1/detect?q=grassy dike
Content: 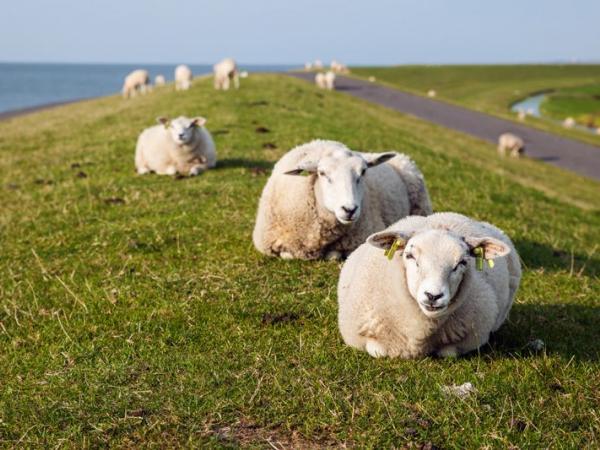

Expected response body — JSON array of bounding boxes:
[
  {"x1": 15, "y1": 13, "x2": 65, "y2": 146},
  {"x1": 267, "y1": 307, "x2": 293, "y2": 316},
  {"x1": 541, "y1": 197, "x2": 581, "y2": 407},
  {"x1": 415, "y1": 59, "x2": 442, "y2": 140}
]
[
  {"x1": 0, "y1": 74, "x2": 599, "y2": 447},
  {"x1": 352, "y1": 65, "x2": 600, "y2": 147}
]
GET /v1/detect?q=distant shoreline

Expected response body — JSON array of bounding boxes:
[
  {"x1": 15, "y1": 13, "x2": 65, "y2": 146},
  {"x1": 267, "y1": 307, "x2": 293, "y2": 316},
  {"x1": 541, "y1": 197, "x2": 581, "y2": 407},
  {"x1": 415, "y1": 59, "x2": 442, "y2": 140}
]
[{"x1": 0, "y1": 98, "x2": 89, "y2": 121}]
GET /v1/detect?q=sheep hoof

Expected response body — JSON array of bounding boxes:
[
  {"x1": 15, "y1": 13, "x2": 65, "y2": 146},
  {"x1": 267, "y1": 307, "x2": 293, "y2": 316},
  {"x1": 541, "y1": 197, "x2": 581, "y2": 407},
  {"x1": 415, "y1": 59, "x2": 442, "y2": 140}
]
[
  {"x1": 280, "y1": 251, "x2": 294, "y2": 260},
  {"x1": 365, "y1": 340, "x2": 388, "y2": 358},
  {"x1": 437, "y1": 345, "x2": 459, "y2": 358},
  {"x1": 189, "y1": 166, "x2": 204, "y2": 176},
  {"x1": 325, "y1": 250, "x2": 343, "y2": 261},
  {"x1": 165, "y1": 166, "x2": 177, "y2": 176},
  {"x1": 137, "y1": 167, "x2": 150, "y2": 175}
]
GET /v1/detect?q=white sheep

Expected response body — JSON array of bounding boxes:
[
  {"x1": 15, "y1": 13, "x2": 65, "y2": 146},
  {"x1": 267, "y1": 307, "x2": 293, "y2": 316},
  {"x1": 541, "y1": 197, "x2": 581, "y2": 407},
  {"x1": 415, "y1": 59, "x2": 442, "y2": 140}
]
[
  {"x1": 368, "y1": 76, "x2": 376, "y2": 83},
  {"x1": 252, "y1": 140, "x2": 432, "y2": 260},
  {"x1": 338, "y1": 212, "x2": 522, "y2": 358},
  {"x1": 175, "y1": 65, "x2": 193, "y2": 91},
  {"x1": 135, "y1": 116, "x2": 216, "y2": 176},
  {"x1": 313, "y1": 59, "x2": 324, "y2": 70},
  {"x1": 427, "y1": 90, "x2": 437, "y2": 98},
  {"x1": 324, "y1": 71, "x2": 336, "y2": 90},
  {"x1": 122, "y1": 69, "x2": 150, "y2": 98},
  {"x1": 213, "y1": 58, "x2": 239, "y2": 90},
  {"x1": 497, "y1": 133, "x2": 525, "y2": 157},
  {"x1": 596, "y1": 127, "x2": 600, "y2": 135},
  {"x1": 517, "y1": 109, "x2": 526, "y2": 121},
  {"x1": 315, "y1": 72, "x2": 327, "y2": 89},
  {"x1": 330, "y1": 60, "x2": 350, "y2": 74},
  {"x1": 563, "y1": 117, "x2": 576, "y2": 128},
  {"x1": 154, "y1": 74, "x2": 166, "y2": 86}
]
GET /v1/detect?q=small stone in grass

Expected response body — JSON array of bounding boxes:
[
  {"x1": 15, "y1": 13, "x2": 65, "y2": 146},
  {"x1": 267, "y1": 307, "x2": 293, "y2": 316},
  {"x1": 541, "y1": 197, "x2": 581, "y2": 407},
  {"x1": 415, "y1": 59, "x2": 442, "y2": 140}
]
[
  {"x1": 441, "y1": 382, "x2": 477, "y2": 399},
  {"x1": 526, "y1": 338, "x2": 545, "y2": 352}
]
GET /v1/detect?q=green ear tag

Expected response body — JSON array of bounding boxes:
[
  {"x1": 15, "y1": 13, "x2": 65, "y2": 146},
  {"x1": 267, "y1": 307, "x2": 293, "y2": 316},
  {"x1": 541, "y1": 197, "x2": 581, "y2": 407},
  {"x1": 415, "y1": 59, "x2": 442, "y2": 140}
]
[
  {"x1": 384, "y1": 239, "x2": 402, "y2": 260},
  {"x1": 474, "y1": 247, "x2": 484, "y2": 271},
  {"x1": 487, "y1": 259, "x2": 495, "y2": 269}
]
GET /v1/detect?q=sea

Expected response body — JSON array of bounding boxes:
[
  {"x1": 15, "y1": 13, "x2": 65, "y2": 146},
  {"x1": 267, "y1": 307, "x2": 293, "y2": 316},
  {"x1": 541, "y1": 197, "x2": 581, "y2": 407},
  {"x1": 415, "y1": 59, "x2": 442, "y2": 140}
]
[{"x1": 0, "y1": 62, "x2": 296, "y2": 115}]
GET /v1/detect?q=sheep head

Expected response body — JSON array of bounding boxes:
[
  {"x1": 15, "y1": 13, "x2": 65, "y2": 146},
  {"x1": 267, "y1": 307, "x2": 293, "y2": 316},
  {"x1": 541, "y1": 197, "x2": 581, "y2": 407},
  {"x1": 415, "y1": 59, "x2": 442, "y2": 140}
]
[
  {"x1": 157, "y1": 116, "x2": 206, "y2": 145},
  {"x1": 285, "y1": 147, "x2": 395, "y2": 225},
  {"x1": 367, "y1": 228, "x2": 510, "y2": 318}
]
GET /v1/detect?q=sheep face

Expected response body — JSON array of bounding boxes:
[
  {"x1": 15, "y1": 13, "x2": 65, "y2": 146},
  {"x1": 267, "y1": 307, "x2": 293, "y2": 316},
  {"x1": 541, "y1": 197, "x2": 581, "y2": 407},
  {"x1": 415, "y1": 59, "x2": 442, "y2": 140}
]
[
  {"x1": 285, "y1": 150, "x2": 395, "y2": 224},
  {"x1": 157, "y1": 116, "x2": 206, "y2": 145},
  {"x1": 368, "y1": 229, "x2": 511, "y2": 319}
]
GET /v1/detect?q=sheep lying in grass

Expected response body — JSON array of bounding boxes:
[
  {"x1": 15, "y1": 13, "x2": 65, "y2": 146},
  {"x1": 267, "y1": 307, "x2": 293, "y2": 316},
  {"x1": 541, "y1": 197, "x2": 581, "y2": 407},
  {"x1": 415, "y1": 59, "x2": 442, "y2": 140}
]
[
  {"x1": 175, "y1": 65, "x2": 193, "y2": 91},
  {"x1": 155, "y1": 74, "x2": 166, "y2": 86},
  {"x1": 253, "y1": 140, "x2": 432, "y2": 260},
  {"x1": 338, "y1": 212, "x2": 521, "y2": 358},
  {"x1": 315, "y1": 73, "x2": 327, "y2": 89},
  {"x1": 213, "y1": 58, "x2": 239, "y2": 90},
  {"x1": 498, "y1": 133, "x2": 525, "y2": 157},
  {"x1": 427, "y1": 90, "x2": 437, "y2": 98},
  {"x1": 563, "y1": 117, "x2": 576, "y2": 128},
  {"x1": 135, "y1": 116, "x2": 216, "y2": 176},
  {"x1": 122, "y1": 69, "x2": 150, "y2": 98}
]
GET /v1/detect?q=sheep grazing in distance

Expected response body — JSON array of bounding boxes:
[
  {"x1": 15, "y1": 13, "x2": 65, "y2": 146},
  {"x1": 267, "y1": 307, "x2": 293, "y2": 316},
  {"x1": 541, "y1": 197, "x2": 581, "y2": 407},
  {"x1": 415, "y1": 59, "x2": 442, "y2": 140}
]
[
  {"x1": 324, "y1": 71, "x2": 336, "y2": 90},
  {"x1": 315, "y1": 72, "x2": 327, "y2": 89},
  {"x1": 213, "y1": 58, "x2": 240, "y2": 90},
  {"x1": 563, "y1": 117, "x2": 576, "y2": 128},
  {"x1": 368, "y1": 76, "x2": 376, "y2": 83},
  {"x1": 498, "y1": 132, "x2": 525, "y2": 158},
  {"x1": 175, "y1": 65, "x2": 193, "y2": 91},
  {"x1": 122, "y1": 69, "x2": 150, "y2": 98},
  {"x1": 330, "y1": 60, "x2": 350, "y2": 74},
  {"x1": 135, "y1": 116, "x2": 216, "y2": 176},
  {"x1": 252, "y1": 140, "x2": 432, "y2": 260},
  {"x1": 155, "y1": 75, "x2": 166, "y2": 86},
  {"x1": 427, "y1": 90, "x2": 437, "y2": 98},
  {"x1": 240, "y1": 71, "x2": 249, "y2": 78},
  {"x1": 517, "y1": 110, "x2": 526, "y2": 121},
  {"x1": 338, "y1": 212, "x2": 522, "y2": 358},
  {"x1": 596, "y1": 127, "x2": 600, "y2": 135}
]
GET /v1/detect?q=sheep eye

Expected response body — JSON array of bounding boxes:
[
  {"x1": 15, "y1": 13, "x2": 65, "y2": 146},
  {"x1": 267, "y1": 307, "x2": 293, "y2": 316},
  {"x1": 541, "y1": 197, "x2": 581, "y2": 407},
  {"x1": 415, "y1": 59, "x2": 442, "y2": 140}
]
[
  {"x1": 405, "y1": 253, "x2": 415, "y2": 260},
  {"x1": 453, "y1": 260, "x2": 467, "y2": 271},
  {"x1": 318, "y1": 171, "x2": 325, "y2": 177}
]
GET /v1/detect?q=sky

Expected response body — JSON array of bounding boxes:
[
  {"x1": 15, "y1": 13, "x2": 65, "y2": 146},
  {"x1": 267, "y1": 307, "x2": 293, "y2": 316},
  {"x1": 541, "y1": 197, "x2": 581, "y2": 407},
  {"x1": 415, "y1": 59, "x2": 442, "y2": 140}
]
[{"x1": 1, "y1": 0, "x2": 599, "y2": 65}]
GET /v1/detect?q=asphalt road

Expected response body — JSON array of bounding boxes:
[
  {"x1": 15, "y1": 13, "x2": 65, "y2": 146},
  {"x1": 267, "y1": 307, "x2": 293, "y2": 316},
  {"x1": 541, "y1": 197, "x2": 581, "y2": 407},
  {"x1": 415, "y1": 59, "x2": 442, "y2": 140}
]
[{"x1": 290, "y1": 72, "x2": 600, "y2": 181}]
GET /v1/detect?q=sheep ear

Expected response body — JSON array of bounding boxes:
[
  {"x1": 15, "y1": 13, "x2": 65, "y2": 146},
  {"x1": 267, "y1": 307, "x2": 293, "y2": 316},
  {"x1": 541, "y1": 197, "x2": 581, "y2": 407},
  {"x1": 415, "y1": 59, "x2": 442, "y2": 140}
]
[
  {"x1": 284, "y1": 160, "x2": 318, "y2": 176},
  {"x1": 190, "y1": 117, "x2": 207, "y2": 127},
  {"x1": 465, "y1": 236, "x2": 511, "y2": 259},
  {"x1": 367, "y1": 230, "x2": 409, "y2": 251},
  {"x1": 365, "y1": 152, "x2": 396, "y2": 168},
  {"x1": 157, "y1": 116, "x2": 170, "y2": 126}
]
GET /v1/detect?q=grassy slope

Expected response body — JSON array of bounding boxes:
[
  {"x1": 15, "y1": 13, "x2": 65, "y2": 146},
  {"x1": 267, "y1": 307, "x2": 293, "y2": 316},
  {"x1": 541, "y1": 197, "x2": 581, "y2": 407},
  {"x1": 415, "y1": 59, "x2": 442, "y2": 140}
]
[
  {"x1": 542, "y1": 84, "x2": 600, "y2": 128},
  {"x1": 352, "y1": 65, "x2": 600, "y2": 146},
  {"x1": 0, "y1": 75, "x2": 599, "y2": 448}
]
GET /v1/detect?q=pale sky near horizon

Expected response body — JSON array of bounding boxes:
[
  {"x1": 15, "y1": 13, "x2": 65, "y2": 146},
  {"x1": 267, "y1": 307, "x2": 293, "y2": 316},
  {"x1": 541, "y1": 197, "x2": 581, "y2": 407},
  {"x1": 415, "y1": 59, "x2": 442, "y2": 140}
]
[{"x1": 1, "y1": 0, "x2": 599, "y2": 65}]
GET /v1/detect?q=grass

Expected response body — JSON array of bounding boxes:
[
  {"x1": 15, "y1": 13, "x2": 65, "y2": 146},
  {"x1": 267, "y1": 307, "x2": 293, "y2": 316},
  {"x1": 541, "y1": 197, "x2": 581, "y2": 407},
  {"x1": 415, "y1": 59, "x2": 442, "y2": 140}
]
[
  {"x1": 541, "y1": 84, "x2": 600, "y2": 128},
  {"x1": 352, "y1": 65, "x2": 600, "y2": 146},
  {"x1": 1, "y1": 74, "x2": 599, "y2": 448}
]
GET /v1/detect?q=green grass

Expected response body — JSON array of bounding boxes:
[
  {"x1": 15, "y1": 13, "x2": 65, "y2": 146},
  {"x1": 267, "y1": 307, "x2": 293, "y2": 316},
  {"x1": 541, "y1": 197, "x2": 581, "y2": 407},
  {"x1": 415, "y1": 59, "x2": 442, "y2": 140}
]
[
  {"x1": 352, "y1": 65, "x2": 600, "y2": 146},
  {"x1": 542, "y1": 84, "x2": 600, "y2": 128},
  {"x1": 1, "y1": 74, "x2": 599, "y2": 448}
]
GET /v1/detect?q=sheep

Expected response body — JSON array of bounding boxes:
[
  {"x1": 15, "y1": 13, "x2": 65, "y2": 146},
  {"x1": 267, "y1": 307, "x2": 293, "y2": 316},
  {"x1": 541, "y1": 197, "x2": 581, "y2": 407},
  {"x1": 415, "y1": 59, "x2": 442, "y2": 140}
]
[
  {"x1": 313, "y1": 59, "x2": 324, "y2": 70},
  {"x1": 497, "y1": 133, "x2": 525, "y2": 158},
  {"x1": 135, "y1": 116, "x2": 216, "y2": 176},
  {"x1": 338, "y1": 212, "x2": 522, "y2": 358},
  {"x1": 155, "y1": 74, "x2": 166, "y2": 86},
  {"x1": 213, "y1": 58, "x2": 239, "y2": 90},
  {"x1": 315, "y1": 72, "x2": 327, "y2": 89},
  {"x1": 596, "y1": 127, "x2": 600, "y2": 135},
  {"x1": 427, "y1": 90, "x2": 437, "y2": 98},
  {"x1": 330, "y1": 60, "x2": 350, "y2": 74},
  {"x1": 324, "y1": 71, "x2": 336, "y2": 90},
  {"x1": 122, "y1": 69, "x2": 150, "y2": 98},
  {"x1": 368, "y1": 76, "x2": 376, "y2": 83},
  {"x1": 517, "y1": 109, "x2": 526, "y2": 121},
  {"x1": 252, "y1": 140, "x2": 432, "y2": 260},
  {"x1": 563, "y1": 117, "x2": 576, "y2": 128},
  {"x1": 175, "y1": 65, "x2": 193, "y2": 91}
]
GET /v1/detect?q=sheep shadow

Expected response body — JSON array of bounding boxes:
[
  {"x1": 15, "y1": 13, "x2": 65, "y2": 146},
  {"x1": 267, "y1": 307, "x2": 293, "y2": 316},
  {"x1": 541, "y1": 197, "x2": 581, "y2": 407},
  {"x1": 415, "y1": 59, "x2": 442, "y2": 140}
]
[
  {"x1": 335, "y1": 85, "x2": 362, "y2": 92},
  {"x1": 486, "y1": 303, "x2": 600, "y2": 361},
  {"x1": 215, "y1": 158, "x2": 273, "y2": 170},
  {"x1": 514, "y1": 238, "x2": 600, "y2": 277}
]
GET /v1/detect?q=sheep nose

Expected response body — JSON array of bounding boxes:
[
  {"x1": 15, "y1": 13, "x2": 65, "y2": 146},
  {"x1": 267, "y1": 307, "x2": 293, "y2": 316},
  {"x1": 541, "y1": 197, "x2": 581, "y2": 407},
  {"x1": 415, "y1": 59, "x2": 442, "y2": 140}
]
[
  {"x1": 341, "y1": 205, "x2": 358, "y2": 216},
  {"x1": 424, "y1": 292, "x2": 444, "y2": 302}
]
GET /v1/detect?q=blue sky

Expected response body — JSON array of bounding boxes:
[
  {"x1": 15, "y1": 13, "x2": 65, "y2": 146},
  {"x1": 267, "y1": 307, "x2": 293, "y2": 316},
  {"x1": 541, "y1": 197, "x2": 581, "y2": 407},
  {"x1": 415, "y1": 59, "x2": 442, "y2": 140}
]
[{"x1": 1, "y1": 0, "x2": 599, "y2": 65}]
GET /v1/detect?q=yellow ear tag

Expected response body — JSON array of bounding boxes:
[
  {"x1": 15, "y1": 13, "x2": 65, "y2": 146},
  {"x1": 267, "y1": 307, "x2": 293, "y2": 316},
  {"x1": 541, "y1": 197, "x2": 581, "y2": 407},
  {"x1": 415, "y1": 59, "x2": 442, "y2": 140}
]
[
  {"x1": 487, "y1": 259, "x2": 495, "y2": 269},
  {"x1": 384, "y1": 239, "x2": 403, "y2": 260},
  {"x1": 473, "y1": 247, "x2": 484, "y2": 271}
]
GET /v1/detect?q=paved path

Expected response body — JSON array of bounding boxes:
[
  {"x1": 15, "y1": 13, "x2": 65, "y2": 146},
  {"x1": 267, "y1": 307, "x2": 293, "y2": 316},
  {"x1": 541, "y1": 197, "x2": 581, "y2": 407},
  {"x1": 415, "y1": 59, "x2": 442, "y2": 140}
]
[{"x1": 290, "y1": 72, "x2": 600, "y2": 181}]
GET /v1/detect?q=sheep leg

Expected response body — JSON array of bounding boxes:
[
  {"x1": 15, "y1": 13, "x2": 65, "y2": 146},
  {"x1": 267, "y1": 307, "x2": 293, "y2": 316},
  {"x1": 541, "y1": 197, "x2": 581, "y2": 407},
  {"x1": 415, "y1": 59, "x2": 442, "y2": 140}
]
[
  {"x1": 165, "y1": 166, "x2": 177, "y2": 176},
  {"x1": 189, "y1": 165, "x2": 205, "y2": 176}
]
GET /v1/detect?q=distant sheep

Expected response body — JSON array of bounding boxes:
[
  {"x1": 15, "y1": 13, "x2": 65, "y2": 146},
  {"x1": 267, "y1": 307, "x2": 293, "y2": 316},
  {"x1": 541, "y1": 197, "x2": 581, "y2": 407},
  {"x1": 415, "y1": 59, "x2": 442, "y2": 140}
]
[
  {"x1": 253, "y1": 140, "x2": 432, "y2": 260},
  {"x1": 315, "y1": 72, "x2": 327, "y2": 89},
  {"x1": 324, "y1": 71, "x2": 336, "y2": 90},
  {"x1": 175, "y1": 65, "x2": 193, "y2": 91},
  {"x1": 563, "y1": 117, "x2": 576, "y2": 128},
  {"x1": 155, "y1": 75, "x2": 166, "y2": 86},
  {"x1": 368, "y1": 76, "x2": 376, "y2": 83},
  {"x1": 213, "y1": 58, "x2": 239, "y2": 90},
  {"x1": 135, "y1": 116, "x2": 216, "y2": 176},
  {"x1": 313, "y1": 60, "x2": 324, "y2": 70},
  {"x1": 338, "y1": 212, "x2": 522, "y2": 358},
  {"x1": 427, "y1": 90, "x2": 437, "y2": 98},
  {"x1": 330, "y1": 60, "x2": 350, "y2": 74},
  {"x1": 122, "y1": 69, "x2": 150, "y2": 99},
  {"x1": 498, "y1": 133, "x2": 525, "y2": 157},
  {"x1": 517, "y1": 110, "x2": 526, "y2": 121}
]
